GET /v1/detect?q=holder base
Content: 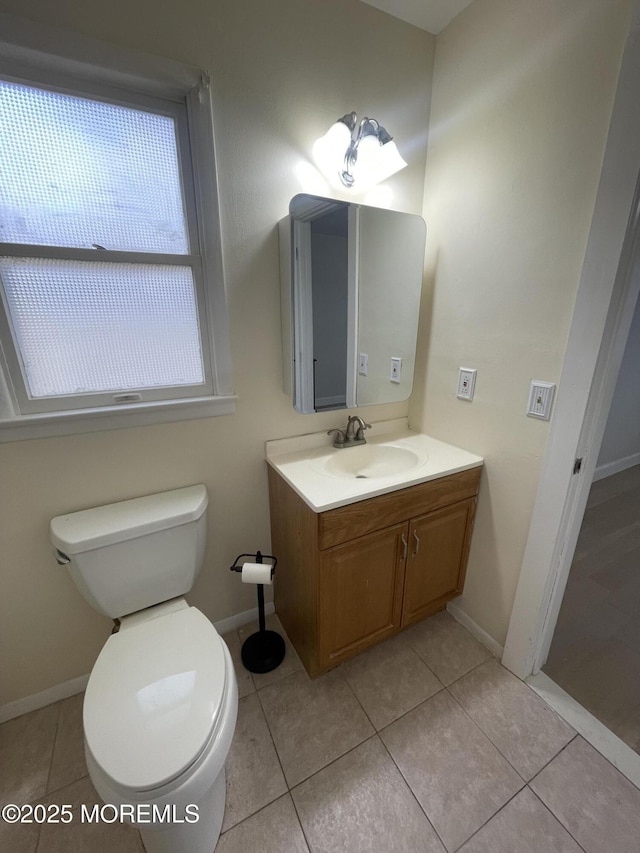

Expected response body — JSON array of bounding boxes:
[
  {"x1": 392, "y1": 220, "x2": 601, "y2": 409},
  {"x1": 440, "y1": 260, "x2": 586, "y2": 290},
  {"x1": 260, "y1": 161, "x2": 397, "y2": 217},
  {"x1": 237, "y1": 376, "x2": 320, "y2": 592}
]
[{"x1": 241, "y1": 630, "x2": 286, "y2": 674}]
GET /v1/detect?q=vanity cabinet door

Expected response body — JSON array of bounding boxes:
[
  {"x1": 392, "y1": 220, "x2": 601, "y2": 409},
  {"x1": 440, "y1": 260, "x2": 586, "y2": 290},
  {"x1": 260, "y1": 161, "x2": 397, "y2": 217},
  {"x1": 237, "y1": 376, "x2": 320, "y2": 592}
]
[
  {"x1": 402, "y1": 498, "x2": 476, "y2": 627},
  {"x1": 319, "y1": 522, "x2": 407, "y2": 669}
]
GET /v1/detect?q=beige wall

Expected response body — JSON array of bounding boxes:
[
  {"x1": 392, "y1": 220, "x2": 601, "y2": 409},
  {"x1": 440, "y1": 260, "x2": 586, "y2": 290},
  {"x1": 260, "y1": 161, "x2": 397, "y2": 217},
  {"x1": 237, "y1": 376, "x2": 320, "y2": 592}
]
[
  {"x1": 0, "y1": 0, "x2": 434, "y2": 706},
  {"x1": 411, "y1": 0, "x2": 633, "y2": 645}
]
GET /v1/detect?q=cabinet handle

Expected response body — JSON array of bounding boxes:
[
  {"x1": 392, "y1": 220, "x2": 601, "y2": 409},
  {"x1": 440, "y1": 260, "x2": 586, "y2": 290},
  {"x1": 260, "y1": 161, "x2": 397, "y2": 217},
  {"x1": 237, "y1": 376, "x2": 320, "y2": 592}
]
[
  {"x1": 401, "y1": 533, "x2": 408, "y2": 561},
  {"x1": 413, "y1": 530, "x2": 420, "y2": 556}
]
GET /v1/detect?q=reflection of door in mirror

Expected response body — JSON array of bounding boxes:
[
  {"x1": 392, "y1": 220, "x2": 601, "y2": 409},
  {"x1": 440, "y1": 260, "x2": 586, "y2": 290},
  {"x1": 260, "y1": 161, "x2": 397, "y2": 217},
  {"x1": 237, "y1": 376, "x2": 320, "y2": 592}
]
[
  {"x1": 311, "y1": 206, "x2": 349, "y2": 411},
  {"x1": 288, "y1": 197, "x2": 356, "y2": 413}
]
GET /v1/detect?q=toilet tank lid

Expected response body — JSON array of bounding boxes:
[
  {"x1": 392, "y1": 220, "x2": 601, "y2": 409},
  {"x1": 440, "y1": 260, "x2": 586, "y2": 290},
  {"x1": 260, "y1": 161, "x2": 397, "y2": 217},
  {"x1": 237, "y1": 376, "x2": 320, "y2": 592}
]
[{"x1": 50, "y1": 485, "x2": 208, "y2": 555}]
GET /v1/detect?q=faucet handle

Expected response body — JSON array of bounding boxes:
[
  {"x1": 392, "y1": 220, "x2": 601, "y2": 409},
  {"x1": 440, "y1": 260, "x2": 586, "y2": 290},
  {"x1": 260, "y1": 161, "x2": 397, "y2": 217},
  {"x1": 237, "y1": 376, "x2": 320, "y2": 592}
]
[{"x1": 327, "y1": 428, "x2": 346, "y2": 447}]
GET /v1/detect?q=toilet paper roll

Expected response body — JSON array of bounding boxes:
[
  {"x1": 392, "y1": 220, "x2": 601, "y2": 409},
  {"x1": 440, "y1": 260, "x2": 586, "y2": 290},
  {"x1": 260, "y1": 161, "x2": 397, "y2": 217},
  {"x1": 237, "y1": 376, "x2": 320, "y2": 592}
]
[{"x1": 241, "y1": 562, "x2": 273, "y2": 585}]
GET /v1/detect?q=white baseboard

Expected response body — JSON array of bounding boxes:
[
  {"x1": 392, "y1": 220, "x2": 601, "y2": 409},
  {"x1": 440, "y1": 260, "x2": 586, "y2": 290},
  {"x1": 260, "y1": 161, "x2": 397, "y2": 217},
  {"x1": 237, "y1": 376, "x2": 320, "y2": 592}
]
[
  {"x1": 0, "y1": 602, "x2": 275, "y2": 724},
  {"x1": 593, "y1": 451, "x2": 640, "y2": 481},
  {"x1": 213, "y1": 601, "x2": 275, "y2": 635},
  {"x1": 0, "y1": 673, "x2": 90, "y2": 725},
  {"x1": 446, "y1": 600, "x2": 505, "y2": 659}
]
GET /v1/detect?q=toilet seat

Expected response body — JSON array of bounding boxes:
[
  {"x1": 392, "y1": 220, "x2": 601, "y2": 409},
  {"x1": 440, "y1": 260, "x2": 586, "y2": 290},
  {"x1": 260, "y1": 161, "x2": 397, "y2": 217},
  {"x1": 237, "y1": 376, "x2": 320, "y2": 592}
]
[{"x1": 84, "y1": 606, "x2": 227, "y2": 792}]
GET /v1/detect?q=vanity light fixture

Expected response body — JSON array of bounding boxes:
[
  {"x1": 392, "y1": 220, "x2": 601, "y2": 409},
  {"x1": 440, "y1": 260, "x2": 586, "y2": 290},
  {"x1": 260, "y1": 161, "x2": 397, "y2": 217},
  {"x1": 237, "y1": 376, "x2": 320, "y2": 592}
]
[{"x1": 312, "y1": 111, "x2": 407, "y2": 189}]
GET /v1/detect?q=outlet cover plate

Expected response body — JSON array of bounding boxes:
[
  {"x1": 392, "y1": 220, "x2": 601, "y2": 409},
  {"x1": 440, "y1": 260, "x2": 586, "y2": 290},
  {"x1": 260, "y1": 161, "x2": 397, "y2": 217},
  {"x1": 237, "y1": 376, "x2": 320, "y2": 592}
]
[{"x1": 457, "y1": 368, "x2": 477, "y2": 401}]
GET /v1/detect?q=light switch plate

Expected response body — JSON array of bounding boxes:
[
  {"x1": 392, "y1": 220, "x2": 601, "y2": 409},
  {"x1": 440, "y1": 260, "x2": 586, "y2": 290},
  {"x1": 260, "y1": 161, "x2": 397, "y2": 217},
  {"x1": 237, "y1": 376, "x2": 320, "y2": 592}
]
[
  {"x1": 390, "y1": 357, "x2": 402, "y2": 383},
  {"x1": 359, "y1": 353, "x2": 368, "y2": 376},
  {"x1": 527, "y1": 380, "x2": 555, "y2": 420}
]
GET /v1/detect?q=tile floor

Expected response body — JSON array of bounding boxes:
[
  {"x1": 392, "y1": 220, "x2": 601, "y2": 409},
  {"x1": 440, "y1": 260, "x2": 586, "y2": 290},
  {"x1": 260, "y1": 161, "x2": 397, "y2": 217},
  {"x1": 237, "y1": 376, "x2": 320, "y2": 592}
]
[
  {"x1": 2, "y1": 611, "x2": 640, "y2": 852},
  {"x1": 544, "y1": 464, "x2": 640, "y2": 754}
]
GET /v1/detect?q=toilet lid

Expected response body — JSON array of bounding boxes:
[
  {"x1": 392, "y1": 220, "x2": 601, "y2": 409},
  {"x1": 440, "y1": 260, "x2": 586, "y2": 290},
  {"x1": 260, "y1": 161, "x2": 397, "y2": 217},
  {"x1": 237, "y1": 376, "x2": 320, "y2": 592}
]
[{"x1": 84, "y1": 607, "x2": 227, "y2": 791}]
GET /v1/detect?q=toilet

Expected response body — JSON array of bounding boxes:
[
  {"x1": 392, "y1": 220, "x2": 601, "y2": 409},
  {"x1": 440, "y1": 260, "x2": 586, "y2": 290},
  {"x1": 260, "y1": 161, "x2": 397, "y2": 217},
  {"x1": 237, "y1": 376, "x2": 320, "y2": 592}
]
[{"x1": 50, "y1": 485, "x2": 238, "y2": 853}]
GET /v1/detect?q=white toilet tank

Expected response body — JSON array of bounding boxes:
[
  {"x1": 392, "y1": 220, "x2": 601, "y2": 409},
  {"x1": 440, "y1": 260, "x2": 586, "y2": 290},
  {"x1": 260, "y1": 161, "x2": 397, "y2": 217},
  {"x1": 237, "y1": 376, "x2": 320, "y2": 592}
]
[{"x1": 50, "y1": 485, "x2": 208, "y2": 619}]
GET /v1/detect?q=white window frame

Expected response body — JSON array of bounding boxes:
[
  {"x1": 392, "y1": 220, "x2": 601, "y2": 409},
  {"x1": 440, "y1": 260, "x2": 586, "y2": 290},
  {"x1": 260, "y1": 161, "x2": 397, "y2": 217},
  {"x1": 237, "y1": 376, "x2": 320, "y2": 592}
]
[{"x1": 0, "y1": 13, "x2": 235, "y2": 441}]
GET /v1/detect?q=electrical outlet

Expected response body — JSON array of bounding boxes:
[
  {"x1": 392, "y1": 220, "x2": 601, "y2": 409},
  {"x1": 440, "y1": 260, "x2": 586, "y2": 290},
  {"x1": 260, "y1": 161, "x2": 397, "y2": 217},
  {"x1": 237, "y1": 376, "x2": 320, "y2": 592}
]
[
  {"x1": 527, "y1": 380, "x2": 555, "y2": 420},
  {"x1": 390, "y1": 357, "x2": 402, "y2": 383},
  {"x1": 457, "y1": 368, "x2": 476, "y2": 401},
  {"x1": 358, "y1": 353, "x2": 368, "y2": 376}
]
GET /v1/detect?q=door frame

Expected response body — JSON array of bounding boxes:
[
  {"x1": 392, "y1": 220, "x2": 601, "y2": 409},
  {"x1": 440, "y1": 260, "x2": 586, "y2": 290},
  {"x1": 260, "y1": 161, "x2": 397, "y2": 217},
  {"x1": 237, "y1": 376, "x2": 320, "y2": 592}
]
[
  {"x1": 503, "y1": 3, "x2": 640, "y2": 679},
  {"x1": 292, "y1": 218, "x2": 315, "y2": 413}
]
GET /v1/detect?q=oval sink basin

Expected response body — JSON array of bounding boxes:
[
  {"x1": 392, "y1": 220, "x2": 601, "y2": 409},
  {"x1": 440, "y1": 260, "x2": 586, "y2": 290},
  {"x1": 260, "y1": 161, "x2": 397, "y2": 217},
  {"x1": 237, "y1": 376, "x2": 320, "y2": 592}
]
[{"x1": 314, "y1": 443, "x2": 425, "y2": 480}]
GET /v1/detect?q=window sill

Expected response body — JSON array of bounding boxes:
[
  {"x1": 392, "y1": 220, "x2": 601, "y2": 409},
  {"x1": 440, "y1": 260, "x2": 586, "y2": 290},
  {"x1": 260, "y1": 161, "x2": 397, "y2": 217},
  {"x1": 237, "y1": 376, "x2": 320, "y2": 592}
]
[{"x1": 0, "y1": 395, "x2": 238, "y2": 442}]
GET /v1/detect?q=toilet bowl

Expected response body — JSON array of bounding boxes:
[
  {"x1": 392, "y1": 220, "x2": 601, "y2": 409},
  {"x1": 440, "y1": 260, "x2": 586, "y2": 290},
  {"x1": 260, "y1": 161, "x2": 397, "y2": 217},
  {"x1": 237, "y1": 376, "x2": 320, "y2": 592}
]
[{"x1": 51, "y1": 486, "x2": 238, "y2": 853}]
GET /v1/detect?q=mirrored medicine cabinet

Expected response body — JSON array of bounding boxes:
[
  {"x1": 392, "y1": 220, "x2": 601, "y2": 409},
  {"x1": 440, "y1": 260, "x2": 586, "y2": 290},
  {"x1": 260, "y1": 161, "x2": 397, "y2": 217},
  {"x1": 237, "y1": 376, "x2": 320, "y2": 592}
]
[{"x1": 279, "y1": 194, "x2": 426, "y2": 414}]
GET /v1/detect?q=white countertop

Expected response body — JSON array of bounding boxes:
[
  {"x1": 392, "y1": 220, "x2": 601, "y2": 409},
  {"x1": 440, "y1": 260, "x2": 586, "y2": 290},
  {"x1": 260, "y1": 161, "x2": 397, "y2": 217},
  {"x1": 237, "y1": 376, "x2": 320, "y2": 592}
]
[{"x1": 266, "y1": 418, "x2": 484, "y2": 512}]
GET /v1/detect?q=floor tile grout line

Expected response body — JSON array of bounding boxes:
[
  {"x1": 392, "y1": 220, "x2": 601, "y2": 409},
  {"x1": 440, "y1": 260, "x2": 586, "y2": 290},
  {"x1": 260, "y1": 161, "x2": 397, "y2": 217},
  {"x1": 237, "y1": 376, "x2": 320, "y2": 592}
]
[
  {"x1": 287, "y1": 789, "x2": 314, "y2": 853},
  {"x1": 352, "y1": 684, "x2": 448, "y2": 735},
  {"x1": 43, "y1": 701, "x2": 62, "y2": 798},
  {"x1": 443, "y1": 686, "x2": 529, "y2": 784},
  {"x1": 443, "y1": 680, "x2": 575, "y2": 786},
  {"x1": 438, "y1": 650, "x2": 498, "y2": 689},
  {"x1": 219, "y1": 688, "x2": 289, "y2": 834},
  {"x1": 407, "y1": 648, "x2": 495, "y2": 691},
  {"x1": 287, "y1": 731, "x2": 380, "y2": 795},
  {"x1": 337, "y1": 665, "x2": 380, "y2": 733},
  {"x1": 34, "y1": 822, "x2": 43, "y2": 853},
  {"x1": 449, "y1": 787, "x2": 524, "y2": 853},
  {"x1": 330, "y1": 644, "x2": 506, "y2": 745},
  {"x1": 526, "y1": 784, "x2": 589, "y2": 853},
  {"x1": 527, "y1": 732, "x2": 579, "y2": 785},
  {"x1": 284, "y1": 729, "x2": 456, "y2": 851},
  {"x1": 252, "y1": 662, "x2": 379, "y2": 790},
  {"x1": 375, "y1": 687, "x2": 539, "y2": 851},
  {"x1": 537, "y1": 729, "x2": 640, "y2": 797},
  {"x1": 432, "y1": 691, "x2": 528, "y2": 848},
  {"x1": 375, "y1": 728, "x2": 449, "y2": 852},
  {"x1": 253, "y1": 678, "x2": 296, "y2": 793},
  {"x1": 252, "y1": 657, "x2": 305, "y2": 695},
  {"x1": 217, "y1": 791, "x2": 311, "y2": 851},
  {"x1": 34, "y1": 771, "x2": 92, "y2": 804},
  {"x1": 373, "y1": 683, "x2": 448, "y2": 734},
  {"x1": 32, "y1": 699, "x2": 61, "y2": 853}
]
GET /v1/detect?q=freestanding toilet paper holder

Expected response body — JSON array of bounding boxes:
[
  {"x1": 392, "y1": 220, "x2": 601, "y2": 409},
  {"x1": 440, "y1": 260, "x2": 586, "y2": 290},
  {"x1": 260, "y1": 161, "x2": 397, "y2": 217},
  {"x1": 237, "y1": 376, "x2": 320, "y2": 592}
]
[{"x1": 229, "y1": 551, "x2": 286, "y2": 673}]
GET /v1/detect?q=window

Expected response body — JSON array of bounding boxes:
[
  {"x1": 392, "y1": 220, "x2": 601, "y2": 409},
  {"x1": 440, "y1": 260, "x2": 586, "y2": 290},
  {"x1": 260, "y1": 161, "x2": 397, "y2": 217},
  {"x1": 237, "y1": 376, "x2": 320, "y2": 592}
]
[{"x1": 0, "y1": 31, "x2": 234, "y2": 440}]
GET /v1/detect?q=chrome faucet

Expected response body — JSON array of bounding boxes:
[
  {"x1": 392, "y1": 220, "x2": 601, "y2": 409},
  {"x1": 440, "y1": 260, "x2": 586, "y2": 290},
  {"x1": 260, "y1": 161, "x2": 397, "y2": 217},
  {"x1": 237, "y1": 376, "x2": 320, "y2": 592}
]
[{"x1": 327, "y1": 415, "x2": 372, "y2": 448}]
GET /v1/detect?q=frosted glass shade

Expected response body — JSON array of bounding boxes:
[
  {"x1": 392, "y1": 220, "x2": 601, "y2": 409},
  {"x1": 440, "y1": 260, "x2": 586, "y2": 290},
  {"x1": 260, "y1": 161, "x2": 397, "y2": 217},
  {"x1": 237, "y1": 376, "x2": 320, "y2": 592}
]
[
  {"x1": 353, "y1": 136, "x2": 407, "y2": 188},
  {"x1": 312, "y1": 121, "x2": 352, "y2": 186},
  {"x1": 371, "y1": 139, "x2": 407, "y2": 184}
]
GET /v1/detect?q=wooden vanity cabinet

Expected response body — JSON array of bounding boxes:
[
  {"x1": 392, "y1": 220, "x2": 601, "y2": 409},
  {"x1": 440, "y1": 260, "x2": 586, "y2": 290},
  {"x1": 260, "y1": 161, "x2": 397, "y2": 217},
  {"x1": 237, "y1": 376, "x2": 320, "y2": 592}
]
[{"x1": 267, "y1": 465, "x2": 481, "y2": 677}]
